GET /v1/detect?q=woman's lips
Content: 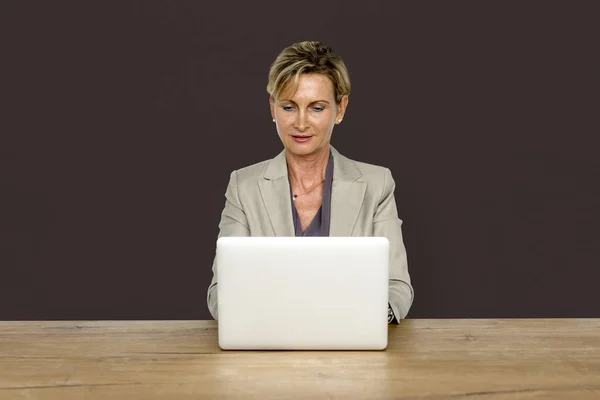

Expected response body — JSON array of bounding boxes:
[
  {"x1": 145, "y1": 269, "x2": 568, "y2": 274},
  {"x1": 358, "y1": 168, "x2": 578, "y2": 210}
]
[{"x1": 292, "y1": 135, "x2": 312, "y2": 143}]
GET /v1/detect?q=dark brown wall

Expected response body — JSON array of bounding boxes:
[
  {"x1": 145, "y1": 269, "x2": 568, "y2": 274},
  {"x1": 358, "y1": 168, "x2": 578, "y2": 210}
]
[{"x1": 1, "y1": 1, "x2": 598, "y2": 320}]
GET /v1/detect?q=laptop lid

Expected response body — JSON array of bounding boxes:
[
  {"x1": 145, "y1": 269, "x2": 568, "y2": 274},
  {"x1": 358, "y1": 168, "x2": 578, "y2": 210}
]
[{"x1": 216, "y1": 236, "x2": 389, "y2": 350}]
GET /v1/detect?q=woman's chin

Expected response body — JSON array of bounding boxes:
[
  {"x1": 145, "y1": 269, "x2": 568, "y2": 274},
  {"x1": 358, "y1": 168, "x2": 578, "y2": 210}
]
[{"x1": 284, "y1": 140, "x2": 328, "y2": 157}]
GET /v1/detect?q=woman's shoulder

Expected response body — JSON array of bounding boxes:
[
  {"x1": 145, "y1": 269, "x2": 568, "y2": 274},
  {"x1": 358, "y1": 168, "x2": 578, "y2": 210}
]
[
  {"x1": 337, "y1": 151, "x2": 393, "y2": 182},
  {"x1": 227, "y1": 148, "x2": 287, "y2": 184},
  {"x1": 235, "y1": 160, "x2": 270, "y2": 179},
  {"x1": 226, "y1": 155, "x2": 276, "y2": 186},
  {"x1": 352, "y1": 159, "x2": 390, "y2": 175}
]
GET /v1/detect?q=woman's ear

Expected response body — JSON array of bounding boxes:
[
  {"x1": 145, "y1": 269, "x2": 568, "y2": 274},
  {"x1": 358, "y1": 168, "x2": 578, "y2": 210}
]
[
  {"x1": 269, "y1": 96, "x2": 276, "y2": 120},
  {"x1": 336, "y1": 95, "x2": 349, "y2": 123}
]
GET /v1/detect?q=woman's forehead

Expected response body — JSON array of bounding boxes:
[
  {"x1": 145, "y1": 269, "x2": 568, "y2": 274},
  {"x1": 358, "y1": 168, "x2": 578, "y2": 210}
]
[{"x1": 279, "y1": 73, "x2": 335, "y2": 102}]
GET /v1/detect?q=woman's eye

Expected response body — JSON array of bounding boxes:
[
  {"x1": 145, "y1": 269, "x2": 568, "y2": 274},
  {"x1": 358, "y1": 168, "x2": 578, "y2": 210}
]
[
  {"x1": 282, "y1": 105, "x2": 294, "y2": 111},
  {"x1": 312, "y1": 106, "x2": 324, "y2": 112}
]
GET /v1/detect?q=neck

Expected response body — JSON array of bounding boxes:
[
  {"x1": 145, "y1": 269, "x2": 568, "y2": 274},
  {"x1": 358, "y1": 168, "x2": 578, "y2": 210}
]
[{"x1": 286, "y1": 144, "x2": 330, "y2": 186}]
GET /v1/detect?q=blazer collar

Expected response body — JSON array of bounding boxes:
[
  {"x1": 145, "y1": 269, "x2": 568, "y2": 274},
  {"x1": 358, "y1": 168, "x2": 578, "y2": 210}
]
[
  {"x1": 258, "y1": 144, "x2": 366, "y2": 237},
  {"x1": 262, "y1": 145, "x2": 362, "y2": 182}
]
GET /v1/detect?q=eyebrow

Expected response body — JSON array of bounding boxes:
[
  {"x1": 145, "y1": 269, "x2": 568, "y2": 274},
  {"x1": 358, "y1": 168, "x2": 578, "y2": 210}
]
[{"x1": 279, "y1": 99, "x2": 330, "y2": 105}]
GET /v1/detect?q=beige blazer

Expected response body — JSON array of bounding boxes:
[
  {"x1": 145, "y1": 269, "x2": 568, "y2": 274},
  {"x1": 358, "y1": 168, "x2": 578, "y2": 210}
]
[{"x1": 207, "y1": 146, "x2": 414, "y2": 321}]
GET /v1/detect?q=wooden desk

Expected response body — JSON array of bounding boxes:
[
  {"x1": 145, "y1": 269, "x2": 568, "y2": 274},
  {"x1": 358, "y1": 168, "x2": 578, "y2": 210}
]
[{"x1": 0, "y1": 319, "x2": 598, "y2": 399}]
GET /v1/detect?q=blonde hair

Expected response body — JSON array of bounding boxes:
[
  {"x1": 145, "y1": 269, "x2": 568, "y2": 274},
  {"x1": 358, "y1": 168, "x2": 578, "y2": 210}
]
[{"x1": 267, "y1": 41, "x2": 351, "y2": 104}]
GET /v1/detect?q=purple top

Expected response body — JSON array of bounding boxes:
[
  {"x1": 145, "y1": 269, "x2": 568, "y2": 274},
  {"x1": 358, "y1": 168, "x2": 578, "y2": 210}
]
[{"x1": 289, "y1": 151, "x2": 334, "y2": 236}]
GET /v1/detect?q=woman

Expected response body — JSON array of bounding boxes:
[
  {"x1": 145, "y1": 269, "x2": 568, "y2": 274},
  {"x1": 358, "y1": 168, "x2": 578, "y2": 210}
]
[{"x1": 207, "y1": 41, "x2": 413, "y2": 323}]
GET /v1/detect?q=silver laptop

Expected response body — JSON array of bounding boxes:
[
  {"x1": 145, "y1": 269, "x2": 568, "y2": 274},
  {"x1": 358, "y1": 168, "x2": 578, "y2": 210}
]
[{"x1": 216, "y1": 236, "x2": 389, "y2": 350}]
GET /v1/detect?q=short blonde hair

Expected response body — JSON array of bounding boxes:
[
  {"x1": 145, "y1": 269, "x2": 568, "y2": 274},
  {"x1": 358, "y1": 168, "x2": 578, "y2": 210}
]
[{"x1": 267, "y1": 41, "x2": 351, "y2": 104}]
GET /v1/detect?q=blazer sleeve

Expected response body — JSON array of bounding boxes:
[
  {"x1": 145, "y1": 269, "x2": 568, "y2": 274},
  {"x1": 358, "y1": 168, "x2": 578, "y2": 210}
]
[
  {"x1": 373, "y1": 168, "x2": 414, "y2": 320},
  {"x1": 206, "y1": 170, "x2": 250, "y2": 319}
]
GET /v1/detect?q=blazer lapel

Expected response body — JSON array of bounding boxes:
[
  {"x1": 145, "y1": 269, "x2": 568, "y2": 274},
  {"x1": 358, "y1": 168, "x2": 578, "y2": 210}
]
[
  {"x1": 329, "y1": 146, "x2": 367, "y2": 237},
  {"x1": 257, "y1": 146, "x2": 366, "y2": 237},
  {"x1": 257, "y1": 149, "x2": 295, "y2": 236}
]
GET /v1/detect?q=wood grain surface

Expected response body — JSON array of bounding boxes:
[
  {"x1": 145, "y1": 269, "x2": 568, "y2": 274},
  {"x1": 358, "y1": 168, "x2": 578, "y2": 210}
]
[{"x1": 1, "y1": 319, "x2": 599, "y2": 399}]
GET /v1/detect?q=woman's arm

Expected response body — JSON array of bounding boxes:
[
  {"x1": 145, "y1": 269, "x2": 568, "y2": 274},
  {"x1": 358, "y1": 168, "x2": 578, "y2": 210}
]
[
  {"x1": 374, "y1": 168, "x2": 414, "y2": 322},
  {"x1": 207, "y1": 170, "x2": 250, "y2": 320}
]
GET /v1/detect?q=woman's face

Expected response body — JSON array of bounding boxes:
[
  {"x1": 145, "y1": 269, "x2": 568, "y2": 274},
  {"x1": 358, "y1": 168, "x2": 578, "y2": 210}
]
[{"x1": 270, "y1": 73, "x2": 348, "y2": 158}]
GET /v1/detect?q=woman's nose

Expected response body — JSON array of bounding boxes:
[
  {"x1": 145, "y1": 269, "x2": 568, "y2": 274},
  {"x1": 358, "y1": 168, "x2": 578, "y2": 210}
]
[{"x1": 294, "y1": 110, "x2": 309, "y2": 131}]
